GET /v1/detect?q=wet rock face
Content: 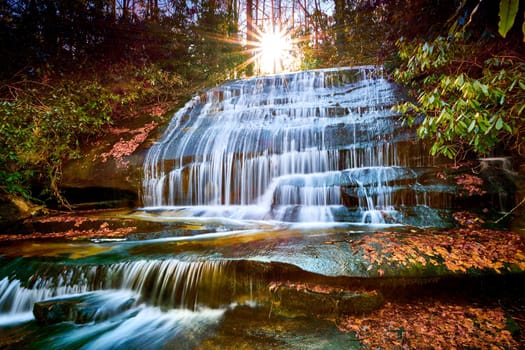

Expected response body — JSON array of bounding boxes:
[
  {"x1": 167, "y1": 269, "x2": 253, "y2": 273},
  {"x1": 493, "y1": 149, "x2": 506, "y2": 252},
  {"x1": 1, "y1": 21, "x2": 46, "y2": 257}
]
[
  {"x1": 60, "y1": 117, "x2": 163, "y2": 209},
  {"x1": 60, "y1": 151, "x2": 144, "y2": 208},
  {"x1": 139, "y1": 66, "x2": 521, "y2": 227},
  {"x1": 478, "y1": 157, "x2": 518, "y2": 212},
  {"x1": 269, "y1": 283, "x2": 384, "y2": 319}
]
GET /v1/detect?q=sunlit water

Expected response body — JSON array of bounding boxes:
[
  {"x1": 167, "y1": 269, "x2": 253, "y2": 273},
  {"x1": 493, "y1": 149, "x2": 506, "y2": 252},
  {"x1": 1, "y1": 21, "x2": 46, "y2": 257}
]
[{"x1": 0, "y1": 67, "x2": 455, "y2": 349}]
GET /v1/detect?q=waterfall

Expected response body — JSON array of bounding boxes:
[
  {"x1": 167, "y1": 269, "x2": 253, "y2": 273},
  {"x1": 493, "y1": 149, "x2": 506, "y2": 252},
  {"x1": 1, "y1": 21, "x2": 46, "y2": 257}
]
[
  {"x1": 0, "y1": 259, "x2": 243, "y2": 321},
  {"x1": 142, "y1": 66, "x2": 446, "y2": 224}
]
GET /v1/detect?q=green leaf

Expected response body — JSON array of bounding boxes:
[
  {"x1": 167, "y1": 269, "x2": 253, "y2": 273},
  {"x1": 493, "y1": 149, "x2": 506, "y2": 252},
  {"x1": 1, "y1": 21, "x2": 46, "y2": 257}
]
[
  {"x1": 495, "y1": 117, "x2": 504, "y2": 130},
  {"x1": 498, "y1": 0, "x2": 519, "y2": 38},
  {"x1": 509, "y1": 79, "x2": 517, "y2": 91},
  {"x1": 481, "y1": 84, "x2": 489, "y2": 96},
  {"x1": 468, "y1": 120, "x2": 476, "y2": 132}
]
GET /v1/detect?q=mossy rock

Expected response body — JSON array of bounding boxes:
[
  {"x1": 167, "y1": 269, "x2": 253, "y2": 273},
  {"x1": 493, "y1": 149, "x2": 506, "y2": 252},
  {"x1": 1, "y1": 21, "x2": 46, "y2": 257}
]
[{"x1": 270, "y1": 283, "x2": 384, "y2": 319}]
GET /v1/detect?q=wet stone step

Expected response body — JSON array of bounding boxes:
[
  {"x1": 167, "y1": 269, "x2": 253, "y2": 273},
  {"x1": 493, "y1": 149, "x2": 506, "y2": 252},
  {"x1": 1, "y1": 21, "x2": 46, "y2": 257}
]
[
  {"x1": 340, "y1": 186, "x2": 455, "y2": 209},
  {"x1": 33, "y1": 291, "x2": 136, "y2": 325}
]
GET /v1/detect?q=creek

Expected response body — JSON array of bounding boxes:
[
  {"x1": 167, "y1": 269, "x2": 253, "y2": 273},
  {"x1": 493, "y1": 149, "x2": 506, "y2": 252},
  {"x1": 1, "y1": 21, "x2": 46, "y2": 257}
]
[{"x1": 0, "y1": 67, "x2": 521, "y2": 349}]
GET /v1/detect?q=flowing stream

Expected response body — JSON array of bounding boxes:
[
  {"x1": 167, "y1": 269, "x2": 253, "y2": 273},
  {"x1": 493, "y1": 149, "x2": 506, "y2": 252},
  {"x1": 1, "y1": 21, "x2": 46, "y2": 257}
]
[{"x1": 0, "y1": 67, "x2": 462, "y2": 349}]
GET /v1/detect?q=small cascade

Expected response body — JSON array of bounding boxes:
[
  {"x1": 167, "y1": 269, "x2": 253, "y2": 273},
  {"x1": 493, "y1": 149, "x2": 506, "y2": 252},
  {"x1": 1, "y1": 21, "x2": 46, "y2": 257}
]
[
  {"x1": 114, "y1": 259, "x2": 232, "y2": 309},
  {"x1": 0, "y1": 258, "x2": 268, "y2": 348},
  {"x1": 143, "y1": 66, "x2": 449, "y2": 225},
  {"x1": 0, "y1": 258, "x2": 253, "y2": 325}
]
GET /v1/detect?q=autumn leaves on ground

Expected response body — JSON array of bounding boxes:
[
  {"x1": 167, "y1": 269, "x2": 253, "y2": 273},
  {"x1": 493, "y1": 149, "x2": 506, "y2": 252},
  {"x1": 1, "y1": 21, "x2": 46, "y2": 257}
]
[
  {"x1": 347, "y1": 212, "x2": 525, "y2": 277},
  {"x1": 339, "y1": 300, "x2": 521, "y2": 349},
  {"x1": 337, "y1": 211, "x2": 525, "y2": 349}
]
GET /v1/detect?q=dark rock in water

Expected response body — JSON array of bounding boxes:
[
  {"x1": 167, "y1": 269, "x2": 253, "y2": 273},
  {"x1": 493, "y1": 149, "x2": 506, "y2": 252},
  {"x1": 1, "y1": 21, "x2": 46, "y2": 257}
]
[
  {"x1": 269, "y1": 283, "x2": 384, "y2": 319},
  {"x1": 33, "y1": 292, "x2": 136, "y2": 325},
  {"x1": 33, "y1": 298, "x2": 86, "y2": 325}
]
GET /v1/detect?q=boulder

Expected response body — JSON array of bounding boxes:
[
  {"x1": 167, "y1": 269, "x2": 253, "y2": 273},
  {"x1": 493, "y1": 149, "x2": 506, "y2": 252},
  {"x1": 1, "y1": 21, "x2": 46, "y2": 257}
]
[{"x1": 269, "y1": 282, "x2": 384, "y2": 319}]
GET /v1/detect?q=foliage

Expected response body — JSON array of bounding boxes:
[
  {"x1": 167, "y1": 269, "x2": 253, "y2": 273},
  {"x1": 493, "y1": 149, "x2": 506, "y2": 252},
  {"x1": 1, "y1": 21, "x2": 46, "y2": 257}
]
[
  {"x1": 184, "y1": 30, "x2": 249, "y2": 85},
  {"x1": 110, "y1": 64, "x2": 186, "y2": 111},
  {"x1": 0, "y1": 79, "x2": 115, "y2": 203},
  {"x1": 0, "y1": 61, "x2": 190, "y2": 204},
  {"x1": 182, "y1": 7, "x2": 248, "y2": 85},
  {"x1": 394, "y1": 32, "x2": 525, "y2": 159},
  {"x1": 329, "y1": 0, "x2": 460, "y2": 69},
  {"x1": 332, "y1": 3, "x2": 392, "y2": 67},
  {"x1": 0, "y1": 0, "x2": 112, "y2": 80},
  {"x1": 0, "y1": 0, "x2": 246, "y2": 206},
  {"x1": 298, "y1": 42, "x2": 334, "y2": 71}
]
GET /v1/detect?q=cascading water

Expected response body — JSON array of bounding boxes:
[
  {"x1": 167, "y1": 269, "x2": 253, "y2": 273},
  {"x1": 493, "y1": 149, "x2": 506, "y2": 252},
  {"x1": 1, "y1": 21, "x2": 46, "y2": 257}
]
[
  {"x1": 0, "y1": 67, "x2": 462, "y2": 349},
  {"x1": 0, "y1": 259, "x2": 250, "y2": 316},
  {"x1": 142, "y1": 66, "x2": 445, "y2": 224},
  {"x1": 0, "y1": 258, "x2": 261, "y2": 348}
]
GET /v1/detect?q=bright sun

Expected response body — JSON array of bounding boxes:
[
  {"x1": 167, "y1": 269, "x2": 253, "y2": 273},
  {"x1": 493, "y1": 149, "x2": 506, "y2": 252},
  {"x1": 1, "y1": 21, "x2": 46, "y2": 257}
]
[{"x1": 256, "y1": 28, "x2": 294, "y2": 74}]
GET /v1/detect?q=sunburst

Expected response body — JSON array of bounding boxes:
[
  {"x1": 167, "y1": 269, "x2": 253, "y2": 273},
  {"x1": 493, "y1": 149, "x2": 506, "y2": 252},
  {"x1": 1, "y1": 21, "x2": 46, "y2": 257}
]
[
  {"x1": 253, "y1": 26, "x2": 297, "y2": 74},
  {"x1": 202, "y1": 23, "x2": 304, "y2": 77}
]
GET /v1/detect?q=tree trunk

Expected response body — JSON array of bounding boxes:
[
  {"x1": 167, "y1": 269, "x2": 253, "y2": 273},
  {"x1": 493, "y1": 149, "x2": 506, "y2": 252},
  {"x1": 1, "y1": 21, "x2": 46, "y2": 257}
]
[
  {"x1": 271, "y1": 0, "x2": 275, "y2": 29},
  {"x1": 254, "y1": 0, "x2": 259, "y2": 28},
  {"x1": 334, "y1": 0, "x2": 345, "y2": 54},
  {"x1": 247, "y1": 0, "x2": 255, "y2": 42},
  {"x1": 276, "y1": 0, "x2": 281, "y2": 29},
  {"x1": 111, "y1": 0, "x2": 116, "y2": 21},
  {"x1": 291, "y1": 0, "x2": 295, "y2": 29},
  {"x1": 123, "y1": 0, "x2": 129, "y2": 20},
  {"x1": 153, "y1": 0, "x2": 159, "y2": 22}
]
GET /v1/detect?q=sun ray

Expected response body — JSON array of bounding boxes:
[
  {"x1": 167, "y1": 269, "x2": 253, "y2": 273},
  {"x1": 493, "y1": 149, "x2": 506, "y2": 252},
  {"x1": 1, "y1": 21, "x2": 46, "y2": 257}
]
[{"x1": 199, "y1": 22, "x2": 304, "y2": 77}]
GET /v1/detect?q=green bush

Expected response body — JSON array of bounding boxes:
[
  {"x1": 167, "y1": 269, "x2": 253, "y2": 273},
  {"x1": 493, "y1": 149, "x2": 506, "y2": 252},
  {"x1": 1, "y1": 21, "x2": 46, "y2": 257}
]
[
  {"x1": 0, "y1": 80, "x2": 114, "y2": 203},
  {"x1": 394, "y1": 33, "x2": 525, "y2": 159}
]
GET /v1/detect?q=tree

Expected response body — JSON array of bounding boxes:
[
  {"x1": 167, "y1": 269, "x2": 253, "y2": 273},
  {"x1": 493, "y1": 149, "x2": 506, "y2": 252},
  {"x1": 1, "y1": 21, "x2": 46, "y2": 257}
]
[
  {"x1": 0, "y1": 0, "x2": 248, "y2": 204},
  {"x1": 394, "y1": 1, "x2": 525, "y2": 159}
]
